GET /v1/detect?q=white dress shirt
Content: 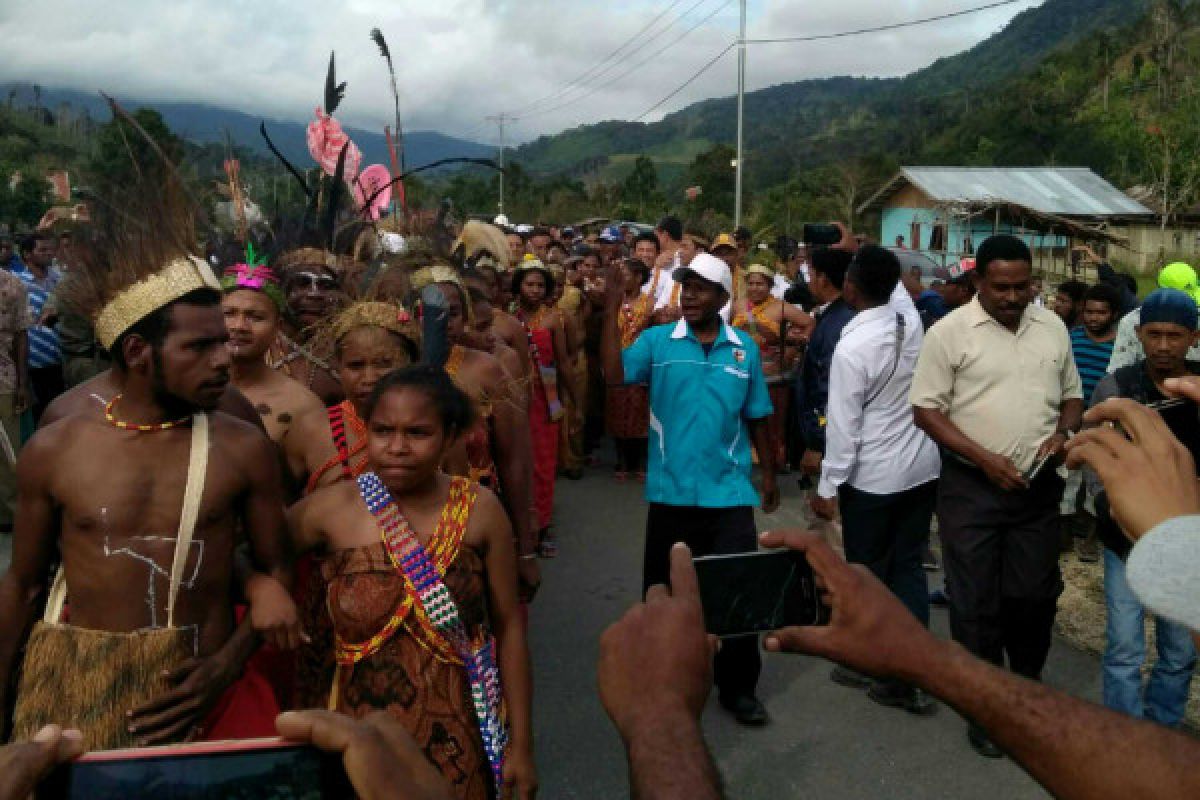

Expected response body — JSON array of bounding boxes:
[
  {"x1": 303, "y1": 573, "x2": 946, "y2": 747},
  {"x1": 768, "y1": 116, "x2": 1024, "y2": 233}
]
[{"x1": 818, "y1": 282, "x2": 941, "y2": 498}]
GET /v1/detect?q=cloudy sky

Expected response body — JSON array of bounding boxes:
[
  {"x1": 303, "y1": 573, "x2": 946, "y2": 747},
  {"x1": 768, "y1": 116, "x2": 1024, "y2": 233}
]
[{"x1": 0, "y1": 0, "x2": 1041, "y2": 144}]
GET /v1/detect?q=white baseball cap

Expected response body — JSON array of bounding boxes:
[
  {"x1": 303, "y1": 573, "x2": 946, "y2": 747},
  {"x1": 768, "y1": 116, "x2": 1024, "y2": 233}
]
[{"x1": 673, "y1": 252, "x2": 732, "y2": 295}]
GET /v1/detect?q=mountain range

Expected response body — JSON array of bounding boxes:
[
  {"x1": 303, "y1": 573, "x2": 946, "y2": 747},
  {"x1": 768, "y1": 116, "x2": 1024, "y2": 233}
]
[
  {"x1": 509, "y1": 0, "x2": 1151, "y2": 184},
  {"x1": 1, "y1": 82, "x2": 494, "y2": 170}
]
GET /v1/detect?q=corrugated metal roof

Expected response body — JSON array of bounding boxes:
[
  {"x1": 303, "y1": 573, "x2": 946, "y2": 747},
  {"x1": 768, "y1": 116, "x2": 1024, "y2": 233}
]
[{"x1": 898, "y1": 167, "x2": 1152, "y2": 217}]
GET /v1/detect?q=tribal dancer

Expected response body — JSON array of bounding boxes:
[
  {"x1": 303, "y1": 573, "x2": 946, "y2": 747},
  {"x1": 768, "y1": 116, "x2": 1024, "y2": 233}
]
[
  {"x1": 271, "y1": 250, "x2": 348, "y2": 407},
  {"x1": 294, "y1": 300, "x2": 420, "y2": 710},
  {"x1": 220, "y1": 252, "x2": 339, "y2": 497},
  {"x1": 553, "y1": 262, "x2": 588, "y2": 481},
  {"x1": 289, "y1": 366, "x2": 536, "y2": 800},
  {"x1": 412, "y1": 266, "x2": 540, "y2": 602},
  {"x1": 0, "y1": 190, "x2": 300, "y2": 748},
  {"x1": 731, "y1": 264, "x2": 813, "y2": 469},
  {"x1": 510, "y1": 258, "x2": 573, "y2": 558},
  {"x1": 607, "y1": 259, "x2": 654, "y2": 481}
]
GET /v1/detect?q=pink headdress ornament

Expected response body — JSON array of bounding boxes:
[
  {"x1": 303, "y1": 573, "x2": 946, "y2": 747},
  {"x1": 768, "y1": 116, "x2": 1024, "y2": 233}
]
[{"x1": 306, "y1": 52, "x2": 362, "y2": 185}]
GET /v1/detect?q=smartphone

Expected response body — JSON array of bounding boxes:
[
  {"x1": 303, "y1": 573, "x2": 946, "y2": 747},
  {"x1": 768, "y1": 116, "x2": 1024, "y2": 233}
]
[
  {"x1": 693, "y1": 550, "x2": 827, "y2": 638},
  {"x1": 802, "y1": 223, "x2": 842, "y2": 247},
  {"x1": 39, "y1": 738, "x2": 354, "y2": 800},
  {"x1": 1024, "y1": 452, "x2": 1053, "y2": 483}
]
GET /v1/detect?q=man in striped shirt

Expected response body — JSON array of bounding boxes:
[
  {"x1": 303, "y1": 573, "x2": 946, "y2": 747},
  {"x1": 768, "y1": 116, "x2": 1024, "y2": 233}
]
[
  {"x1": 1062, "y1": 282, "x2": 1121, "y2": 561},
  {"x1": 12, "y1": 233, "x2": 63, "y2": 423}
]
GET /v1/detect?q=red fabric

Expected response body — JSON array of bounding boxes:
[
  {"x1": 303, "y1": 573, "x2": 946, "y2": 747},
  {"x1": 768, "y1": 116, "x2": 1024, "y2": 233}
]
[
  {"x1": 199, "y1": 655, "x2": 280, "y2": 740},
  {"x1": 528, "y1": 326, "x2": 559, "y2": 529}
]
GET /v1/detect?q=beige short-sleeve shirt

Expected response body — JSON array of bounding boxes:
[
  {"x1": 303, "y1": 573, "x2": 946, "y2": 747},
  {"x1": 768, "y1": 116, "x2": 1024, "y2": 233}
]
[{"x1": 911, "y1": 296, "x2": 1082, "y2": 472}]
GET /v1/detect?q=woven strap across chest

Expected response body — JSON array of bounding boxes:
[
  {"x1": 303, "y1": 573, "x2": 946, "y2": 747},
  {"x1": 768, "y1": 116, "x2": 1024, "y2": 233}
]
[{"x1": 354, "y1": 472, "x2": 508, "y2": 791}]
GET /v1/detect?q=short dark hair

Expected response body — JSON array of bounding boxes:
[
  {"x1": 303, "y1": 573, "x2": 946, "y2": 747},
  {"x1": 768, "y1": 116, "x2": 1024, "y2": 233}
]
[
  {"x1": 110, "y1": 288, "x2": 222, "y2": 369},
  {"x1": 364, "y1": 364, "x2": 477, "y2": 439},
  {"x1": 733, "y1": 226, "x2": 751, "y2": 242},
  {"x1": 623, "y1": 258, "x2": 650, "y2": 287},
  {"x1": 19, "y1": 231, "x2": 53, "y2": 256},
  {"x1": 1083, "y1": 282, "x2": 1121, "y2": 313},
  {"x1": 633, "y1": 231, "x2": 659, "y2": 251},
  {"x1": 530, "y1": 227, "x2": 552, "y2": 240},
  {"x1": 975, "y1": 235, "x2": 1032, "y2": 275},
  {"x1": 847, "y1": 245, "x2": 902, "y2": 305},
  {"x1": 656, "y1": 215, "x2": 682, "y2": 242},
  {"x1": 1056, "y1": 280, "x2": 1088, "y2": 304},
  {"x1": 809, "y1": 248, "x2": 853, "y2": 291}
]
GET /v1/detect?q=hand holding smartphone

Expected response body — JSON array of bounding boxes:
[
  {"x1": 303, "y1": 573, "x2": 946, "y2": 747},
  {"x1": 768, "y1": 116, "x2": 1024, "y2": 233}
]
[
  {"x1": 39, "y1": 738, "x2": 354, "y2": 800},
  {"x1": 693, "y1": 550, "x2": 829, "y2": 637}
]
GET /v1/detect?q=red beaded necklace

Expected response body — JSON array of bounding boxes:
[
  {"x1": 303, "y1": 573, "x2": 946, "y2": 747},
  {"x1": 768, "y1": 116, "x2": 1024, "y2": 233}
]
[{"x1": 104, "y1": 394, "x2": 191, "y2": 433}]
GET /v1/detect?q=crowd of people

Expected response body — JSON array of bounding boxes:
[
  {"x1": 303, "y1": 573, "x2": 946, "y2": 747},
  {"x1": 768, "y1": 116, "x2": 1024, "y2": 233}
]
[{"x1": 2, "y1": 124, "x2": 1200, "y2": 799}]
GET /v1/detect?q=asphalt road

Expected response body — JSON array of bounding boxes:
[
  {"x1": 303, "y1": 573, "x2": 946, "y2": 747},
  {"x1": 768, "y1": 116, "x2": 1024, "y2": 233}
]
[
  {"x1": 527, "y1": 466, "x2": 1101, "y2": 799},
  {"x1": 0, "y1": 466, "x2": 1104, "y2": 798}
]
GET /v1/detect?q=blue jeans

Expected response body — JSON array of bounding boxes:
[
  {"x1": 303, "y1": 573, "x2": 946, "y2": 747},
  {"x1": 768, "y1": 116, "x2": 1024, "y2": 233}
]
[{"x1": 1103, "y1": 548, "x2": 1197, "y2": 726}]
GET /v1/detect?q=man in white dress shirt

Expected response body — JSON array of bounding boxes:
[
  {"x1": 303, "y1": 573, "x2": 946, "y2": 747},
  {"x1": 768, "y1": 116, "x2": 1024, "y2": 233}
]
[{"x1": 813, "y1": 245, "x2": 941, "y2": 714}]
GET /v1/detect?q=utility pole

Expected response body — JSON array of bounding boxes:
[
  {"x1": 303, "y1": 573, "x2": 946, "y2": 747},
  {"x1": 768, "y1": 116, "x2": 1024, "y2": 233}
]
[
  {"x1": 734, "y1": 0, "x2": 747, "y2": 228},
  {"x1": 486, "y1": 113, "x2": 515, "y2": 216}
]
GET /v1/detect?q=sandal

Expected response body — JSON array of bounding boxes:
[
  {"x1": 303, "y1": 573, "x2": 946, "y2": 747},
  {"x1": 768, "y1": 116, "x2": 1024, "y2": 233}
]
[{"x1": 539, "y1": 538, "x2": 559, "y2": 558}]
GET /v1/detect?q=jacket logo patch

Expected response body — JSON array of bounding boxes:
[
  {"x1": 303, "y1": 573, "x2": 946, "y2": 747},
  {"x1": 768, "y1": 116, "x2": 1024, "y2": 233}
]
[{"x1": 733, "y1": 348, "x2": 746, "y2": 363}]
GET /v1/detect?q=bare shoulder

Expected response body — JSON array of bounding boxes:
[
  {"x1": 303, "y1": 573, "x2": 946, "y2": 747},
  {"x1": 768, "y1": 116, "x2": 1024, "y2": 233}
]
[
  {"x1": 218, "y1": 384, "x2": 267, "y2": 431},
  {"x1": 210, "y1": 411, "x2": 274, "y2": 461},
  {"x1": 469, "y1": 483, "x2": 511, "y2": 539},
  {"x1": 303, "y1": 479, "x2": 359, "y2": 524},
  {"x1": 40, "y1": 372, "x2": 116, "y2": 426}
]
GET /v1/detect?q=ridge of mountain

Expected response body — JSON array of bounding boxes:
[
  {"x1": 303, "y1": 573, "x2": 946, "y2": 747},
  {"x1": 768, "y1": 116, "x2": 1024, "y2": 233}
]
[
  {"x1": 0, "y1": 82, "x2": 493, "y2": 169},
  {"x1": 510, "y1": 0, "x2": 1148, "y2": 178}
]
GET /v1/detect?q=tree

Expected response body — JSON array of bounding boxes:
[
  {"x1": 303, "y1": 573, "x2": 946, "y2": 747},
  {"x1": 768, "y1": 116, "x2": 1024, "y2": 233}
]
[
  {"x1": 87, "y1": 108, "x2": 184, "y2": 191},
  {"x1": 685, "y1": 144, "x2": 736, "y2": 217},
  {"x1": 619, "y1": 156, "x2": 665, "y2": 221},
  {"x1": 0, "y1": 168, "x2": 52, "y2": 231}
]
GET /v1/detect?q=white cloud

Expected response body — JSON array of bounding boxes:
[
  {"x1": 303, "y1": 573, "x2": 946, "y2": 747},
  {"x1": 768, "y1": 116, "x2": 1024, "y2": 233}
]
[{"x1": 0, "y1": 0, "x2": 1041, "y2": 144}]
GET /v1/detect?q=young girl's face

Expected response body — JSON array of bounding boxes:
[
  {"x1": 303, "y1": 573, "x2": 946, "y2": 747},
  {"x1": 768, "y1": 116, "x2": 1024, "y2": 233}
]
[
  {"x1": 367, "y1": 386, "x2": 454, "y2": 492},
  {"x1": 337, "y1": 327, "x2": 411, "y2": 411}
]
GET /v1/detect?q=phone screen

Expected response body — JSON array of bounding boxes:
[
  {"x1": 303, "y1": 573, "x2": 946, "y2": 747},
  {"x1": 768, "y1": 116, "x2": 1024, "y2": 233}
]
[
  {"x1": 693, "y1": 550, "x2": 826, "y2": 637},
  {"x1": 39, "y1": 738, "x2": 354, "y2": 800}
]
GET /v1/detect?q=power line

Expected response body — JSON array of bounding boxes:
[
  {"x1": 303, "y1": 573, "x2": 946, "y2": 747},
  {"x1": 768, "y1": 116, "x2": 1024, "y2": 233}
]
[
  {"x1": 521, "y1": 0, "x2": 734, "y2": 120},
  {"x1": 745, "y1": 0, "x2": 1028, "y2": 45},
  {"x1": 507, "y1": 0, "x2": 691, "y2": 115},
  {"x1": 634, "y1": 42, "x2": 736, "y2": 121},
  {"x1": 632, "y1": 0, "x2": 1031, "y2": 123}
]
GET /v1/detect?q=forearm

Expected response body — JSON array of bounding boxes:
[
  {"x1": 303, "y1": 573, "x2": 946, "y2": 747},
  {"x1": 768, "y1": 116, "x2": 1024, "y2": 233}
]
[
  {"x1": 1056, "y1": 398, "x2": 1084, "y2": 436},
  {"x1": 915, "y1": 639, "x2": 1200, "y2": 800},
  {"x1": 496, "y1": 615, "x2": 534, "y2": 754},
  {"x1": 913, "y1": 407, "x2": 992, "y2": 468},
  {"x1": 600, "y1": 308, "x2": 624, "y2": 385},
  {"x1": 622, "y1": 710, "x2": 723, "y2": 800},
  {"x1": 748, "y1": 420, "x2": 775, "y2": 477},
  {"x1": 495, "y1": 414, "x2": 536, "y2": 556},
  {"x1": 0, "y1": 575, "x2": 42, "y2": 727}
]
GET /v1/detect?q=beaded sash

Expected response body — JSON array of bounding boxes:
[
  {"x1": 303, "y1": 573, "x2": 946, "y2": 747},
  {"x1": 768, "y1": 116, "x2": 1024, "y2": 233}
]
[{"x1": 353, "y1": 472, "x2": 508, "y2": 792}]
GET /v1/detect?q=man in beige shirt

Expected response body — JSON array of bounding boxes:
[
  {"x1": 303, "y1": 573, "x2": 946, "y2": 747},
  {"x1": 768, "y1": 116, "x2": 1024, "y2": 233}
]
[{"x1": 911, "y1": 234, "x2": 1083, "y2": 759}]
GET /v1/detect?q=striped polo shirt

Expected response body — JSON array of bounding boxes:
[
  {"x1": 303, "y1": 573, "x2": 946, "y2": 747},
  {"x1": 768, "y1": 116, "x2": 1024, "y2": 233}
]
[
  {"x1": 10, "y1": 260, "x2": 63, "y2": 369},
  {"x1": 1069, "y1": 325, "x2": 1115, "y2": 405}
]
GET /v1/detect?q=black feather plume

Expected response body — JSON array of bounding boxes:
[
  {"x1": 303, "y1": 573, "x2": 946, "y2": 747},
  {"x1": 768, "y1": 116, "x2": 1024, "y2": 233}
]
[
  {"x1": 324, "y1": 51, "x2": 346, "y2": 115},
  {"x1": 259, "y1": 122, "x2": 312, "y2": 198},
  {"x1": 321, "y1": 143, "x2": 350, "y2": 251},
  {"x1": 370, "y1": 28, "x2": 404, "y2": 173}
]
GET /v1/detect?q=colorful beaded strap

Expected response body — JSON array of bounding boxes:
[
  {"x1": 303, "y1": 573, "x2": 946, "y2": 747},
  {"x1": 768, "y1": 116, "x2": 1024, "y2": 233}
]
[{"x1": 356, "y1": 472, "x2": 509, "y2": 792}]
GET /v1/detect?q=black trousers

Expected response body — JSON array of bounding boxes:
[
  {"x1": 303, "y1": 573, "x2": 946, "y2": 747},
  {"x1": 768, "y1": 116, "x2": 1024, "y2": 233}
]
[
  {"x1": 839, "y1": 480, "x2": 937, "y2": 626},
  {"x1": 29, "y1": 364, "x2": 64, "y2": 426},
  {"x1": 937, "y1": 458, "x2": 1064, "y2": 680},
  {"x1": 644, "y1": 503, "x2": 762, "y2": 698}
]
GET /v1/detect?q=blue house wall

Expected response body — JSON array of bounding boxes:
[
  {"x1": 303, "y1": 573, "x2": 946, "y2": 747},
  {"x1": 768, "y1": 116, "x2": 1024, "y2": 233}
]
[{"x1": 881, "y1": 207, "x2": 1070, "y2": 265}]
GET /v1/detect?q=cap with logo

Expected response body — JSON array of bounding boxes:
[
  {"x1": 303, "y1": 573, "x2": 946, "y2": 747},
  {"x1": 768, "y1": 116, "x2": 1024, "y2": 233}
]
[{"x1": 672, "y1": 252, "x2": 733, "y2": 295}]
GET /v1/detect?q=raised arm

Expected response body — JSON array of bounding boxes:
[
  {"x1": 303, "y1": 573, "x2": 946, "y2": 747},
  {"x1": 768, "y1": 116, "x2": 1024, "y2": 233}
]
[
  {"x1": 599, "y1": 265, "x2": 628, "y2": 386},
  {"x1": 763, "y1": 529, "x2": 1200, "y2": 800}
]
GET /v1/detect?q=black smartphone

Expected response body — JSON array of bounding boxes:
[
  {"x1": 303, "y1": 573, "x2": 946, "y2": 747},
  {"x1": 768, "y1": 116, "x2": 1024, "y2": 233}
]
[
  {"x1": 693, "y1": 550, "x2": 827, "y2": 638},
  {"x1": 802, "y1": 223, "x2": 842, "y2": 247},
  {"x1": 38, "y1": 738, "x2": 355, "y2": 800}
]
